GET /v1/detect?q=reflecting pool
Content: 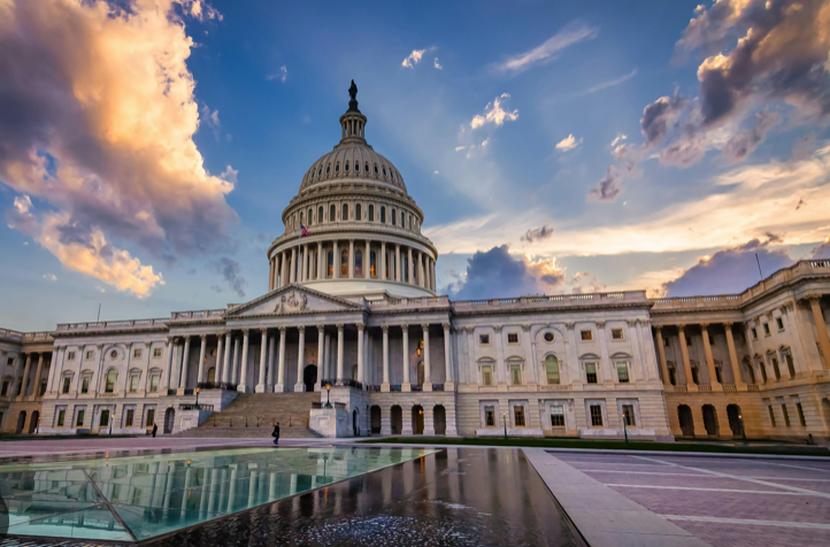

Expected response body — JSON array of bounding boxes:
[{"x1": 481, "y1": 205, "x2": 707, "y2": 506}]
[{"x1": 0, "y1": 447, "x2": 585, "y2": 546}]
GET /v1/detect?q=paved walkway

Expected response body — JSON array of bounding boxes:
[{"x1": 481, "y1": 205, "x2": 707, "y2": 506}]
[{"x1": 549, "y1": 451, "x2": 830, "y2": 547}]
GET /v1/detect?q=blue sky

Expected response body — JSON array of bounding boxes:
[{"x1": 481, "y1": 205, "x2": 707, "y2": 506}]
[{"x1": 1, "y1": 0, "x2": 829, "y2": 331}]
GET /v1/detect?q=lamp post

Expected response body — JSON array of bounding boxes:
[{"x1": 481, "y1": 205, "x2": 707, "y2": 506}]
[
  {"x1": 502, "y1": 411, "x2": 507, "y2": 439},
  {"x1": 325, "y1": 384, "x2": 332, "y2": 409},
  {"x1": 739, "y1": 414, "x2": 746, "y2": 444},
  {"x1": 195, "y1": 387, "x2": 201, "y2": 408},
  {"x1": 622, "y1": 412, "x2": 628, "y2": 443}
]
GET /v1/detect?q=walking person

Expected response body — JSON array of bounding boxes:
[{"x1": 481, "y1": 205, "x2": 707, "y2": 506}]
[
  {"x1": 152, "y1": 423, "x2": 158, "y2": 438},
  {"x1": 272, "y1": 422, "x2": 280, "y2": 446}
]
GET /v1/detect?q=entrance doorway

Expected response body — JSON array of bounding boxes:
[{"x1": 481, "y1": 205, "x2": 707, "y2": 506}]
[
  {"x1": 412, "y1": 405, "x2": 424, "y2": 435},
  {"x1": 727, "y1": 404, "x2": 742, "y2": 437},
  {"x1": 433, "y1": 405, "x2": 446, "y2": 435},
  {"x1": 678, "y1": 405, "x2": 694, "y2": 437},
  {"x1": 164, "y1": 407, "x2": 175, "y2": 434},
  {"x1": 391, "y1": 405, "x2": 402, "y2": 435},
  {"x1": 352, "y1": 409, "x2": 359, "y2": 436},
  {"x1": 16, "y1": 411, "x2": 26, "y2": 434},
  {"x1": 304, "y1": 365, "x2": 318, "y2": 392},
  {"x1": 702, "y1": 405, "x2": 718, "y2": 436},
  {"x1": 370, "y1": 405, "x2": 381, "y2": 434},
  {"x1": 29, "y1": 410, "x2": 39, "y2": 434}
]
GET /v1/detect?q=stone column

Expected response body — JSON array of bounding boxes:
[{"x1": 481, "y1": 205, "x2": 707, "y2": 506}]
[
  {"x1": 323, "y1": 332, "x2": 331, "y2": 381},
  {"x1": 267, "y1": 334, "x2": 276, "y2": 391},
  {"x1": 402, "y1": 324, "x2": 411, "y2": 391},
  {"x1": 317, "y1": 242, "x2": 323, "y2": 280},
  {"x1": 336, "y1": 324, "x2": 344, "y2": 380},
  {"x1": 422, "y1": 324, "x2": 432, "y2": 391},
  {"x1": 655, "y1": 327, "x2": 671, "y2": 386},
  {"x1": 48, "y1": 347, "x2": 63, "y2": 394},
  {"x1": 808, "y1": 296, "x2": 830, "y2": 368},
  {"x1": 165, "y1": 340, "x2": 176, "y2": 390},
  {"x1": 724, "y1": 323, "x2": 745, "y2": 387},
  {"x1": 381, "y1": 242, "x2": 387, "y2": 280},
  {"x1": 215, "y1": 334, "x2": 224, "y2": 384},
  {"x1": 381, "y1": 325, "x2": 390, "y2": 391},
  {"x1": 419, "y1": 253, "x2": 425, "y2": 287},
  {"x1": 222, "y1": 332, "x2": 232, "y2": 383},
  {"x1": 701, "y1": 323, "x2": 721, "y2": 389},
  {"x1": 178, "y1": 336, "x2": 191, "y2": 392},
  {"x1": 494, "y1": 326, "x2": 506, "y2": 387},
  {"x1": 522, "y1": 324, "x2": 535, "y2": 385},
  {"x1": 333, "y1": 241, "x2": 340, "y2": 279},
  {"x1": 596, "y1": 321, "x2": 613, "y2": 385},
  {"x1": 395, "y1": 244, "x2": 401, "y2": 282},
  {"x1": 197, "y1": 334, "x2": 208, "y2": 384},
  {"x1": 316, "y1": 326, "x2": 325, "y2": 391},
  {"x1": 365, "y1": 239, "x2": 371, "y2": 279},
  {"x1": 238, "y1": 329, "x2": 250, "y2": 392},
  {"x1": 276, "y1": 327, "x2": 286, "y2": 392},
  {"x1": 294, "y1": 326, "x2": 306, "y2": 392},
  {"x1": 290, "y1": 247, "x2": 297, "y2": 284},
  {"x1": 626, "y1": 320, "x2": 643, "y2": 383},
  {"x1": 256, "y1": 329, "x2": 268, "y2": 393},
  {"x1": 349, "y1": 239, "x2": 355, "y2": 279},
  {"x1": 443, "y1": 323, "x2": 453, "y2": 390},
  {"x1": 301, "y1": 244, "x2": 309, "y2": 282},
  {"x1": 280, "y1": 252, "x2": 287, "y2": 287},
  {"x1": 407, "y1": 247, "x2": 414, "y2": 283},
  {"x1": 677, "y1": 325, "x2": 696, "y2": 389},
  {"x1": 269, "y1": 258, "x2": 275, "y2": 291},
  {"x1": 356, "y1": 323, "x2": 365, "y2": 386}
]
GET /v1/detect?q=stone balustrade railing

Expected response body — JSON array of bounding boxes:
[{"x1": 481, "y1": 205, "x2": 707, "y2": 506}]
[
  {"x1": 452, "y1": 291, "x2": 645, "y2": 311},
  {"x1": 169, "y1": 309, "x2": 225, "y2": 320},
  {"x1": 55, "y1": 319, "x2": 167, "y2": 332}
]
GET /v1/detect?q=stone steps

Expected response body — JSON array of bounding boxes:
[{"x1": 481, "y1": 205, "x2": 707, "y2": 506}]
[{"x1": 175, "y1": 425, "x2": 323, "y2": 439}]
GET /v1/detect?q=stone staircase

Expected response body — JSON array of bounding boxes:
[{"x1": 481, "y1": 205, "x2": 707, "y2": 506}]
[{"x1": 176, "y1": 392, "x2": 323, "y2": 439}]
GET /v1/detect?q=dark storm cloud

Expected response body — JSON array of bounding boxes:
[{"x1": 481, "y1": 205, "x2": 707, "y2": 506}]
[
  {"x1": 450, "y1": 245, "x2": 542, "y2": 300},
  {"x1": 211, "y1": 257, "x2": 247, "y2": 298},
  {"x1": 520, "y1": 225, "x2": 554, "y2": 243},
  {"x1": 587, "y1": 167, "x2": 622, "y2": 202}
]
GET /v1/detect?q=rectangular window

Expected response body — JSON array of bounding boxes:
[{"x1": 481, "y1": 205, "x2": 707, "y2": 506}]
[
  {"x1": 510, "y1": 364, "x2": 522, "y2": 385},
  {"x1": 668, "y1": 367, "x2": 677, "y2": 385},
  {"x1": 580, "y1": 330, "x2": 593, "y2": 342},
  {"x1": 484, "y1": 406, "x2": 495, "y2": 427},
  {"x1": 481, "y1": 365, "x2": 492, "y2": 386},
  {"x1": 590, "y1": 405, "x2": 603, "y2": 427},
  {"x1": 57, "y1": 409, "x2": 66, "y2": 427},
  {"x1": 513, "y1": 406, "x2": 526, "y2": 427},
  {"x1": 611, "y1": 328, "x2": 624, "y2": 341},
  {"x1": 616, "y1": 362, "x2": 630, "y2": 383},
  {"x1": 149, "y1": 373, "x2": 159, "y2": 392},
  {"x1": 776, "y1": 317, "x2": 784, "y2": 331},
  {"x1": 585, "y1": 363, "x2": 597, "y2": 384},
  {"x1": 1, "y1": 380, "x2": 9, "y2": 396},
  {"x1": 132, "y1": 487, "x2": 143, "y2": 506},
  {"x1": 6, "y1": 357, "x2": 12, "y2": 366},
  {"x1": 550, "y1": 405, "x2": 565, "y2": 427},
  {"x1": 133, "y1": 348, "x2": 142, "y2": 359},
  {"x1": 781, "y1": 405, "x2": 791, "y2": 427},
  {"x1": 62, "y1": 377, "x2": 71, "y2": 394},
  {"x1": 153, "y1": 348, "x2": 162, "y2": 358},
  {"x1": 66, "y1": 351, "x2": 75, "y2": 361},
  {"x1": 507, "y1": 333, "x2": 519, "y2": 344},
  {"x1": 100, "y1": 409, "x2": 110, "y2": 428},
  {"x1": 85, "y1": 350, "x2": 94, "y2": 360},
  {"x1": 715, "y1": 367, "x2": 723, "y2": 384},
  {"x1": 751, "y1": 327, "x2": 758, "y2": 340},
  {"x1": 785, "y1": 353, "x2": 795, "y2": 378},
  {"x1": 125, "y1": 409, "x2": 134, "y2": 427},
  {"x1": 81, "y1": 376, "x2": 90, "y2": 394},
  {"x1": 763, "y1": 323, "x2": 770, "y2": 336},
  {"x1": 622, "y1": 404, "x2": 636, "y2": 426},
  {"x1": 129, "y1": 375, "x2": 139, "y2": 393},
  {"x1": 691, "y1": 367, "x2": 700, "y2": 384},
  {"x1": 146, "y1": 408, "x2": 155, "y2": 427},
  {"x1": 479, "y1": 334, "x2": 490, "y2": 345},
  {"x1": 76, "y1": 409, "x2": 85, "y2": 427},
  {"x1": 768, "y1": 405, "x2": 776, "y2": 427},
  {"x1": 796, "y1": 403, "x2": 806, "y2": 426}
]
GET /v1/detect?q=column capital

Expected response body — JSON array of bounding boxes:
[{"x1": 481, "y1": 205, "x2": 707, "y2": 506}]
[
  {"x1": 349, "y1": 238, "x2": 355, "y2": 243},
  {"x1": 654, "y1": 325, "x2": 663, "y2": 332},
  {"x1": 595, "y1": 320, "x2": 605, "y2": 328},
  {"x1": 700, "y1": 322, "x2": 710, "y2": 329},
  {"x1": 145, "y1": 340, "x2": 153, "y2": 347},
  {"x1": 521, "y1": 324, "x2": 531, "y2": 332},
  {"x1": 421, "y1": 323, "x2": 430, "y2": 331},
  {"x1": 317, "y1": 324, "x2": 325, "y2": 333},
  {"x1": 200, "y1": 334, "x2": 207, "y2": 340},
  {"x1": 806, "y1": 294, "x2": 823, "y2": 303},
  {"x1": 357, "y1": 323, "x2": 365, "y2": 332},
  {"x1": 260, "y1": 327, "x2": 268, "y2": 334},
  {"x1": 279, "y1": 326, "x2": 286, "y2": 334},
  {"x1": 464, "y1": 326, "x2": 474, "y2": 334},
  {"x1": 241, "y1": 328, "x2": 249, "y2": 335},
  {"x1": 442, "y1": 322, "x2": 451, "y2": 331},
  {"x1": 297, "y1": 325, "x2": 305, "y2": 333},
  {"x1": 182, "y1": 334, "x2": 191, "y2": 341},
  {"x1": 564, "y1": 321, "x2": 575, "y2": 330},
  {"x1": 677, "y1": 324, "x2": 686, "y2": 331},
  {"x1": 493, "y1": 325, "x2": 502, "y2": 333},
  {"x1": 336, "y1": 323, "x2": 344, "y2": 330},
  {"x1": 723, "y1": 321, "x2": 734, "y2": 327},
  {"x1": 401, "y1": 324, "x2": 409, "y2": 332},
  {"x1": 96, "y1": 343, "x2": 103, "y2": 349},
  {"x1": 382, "y1": 324, "x2": 389, "y2": 333}
]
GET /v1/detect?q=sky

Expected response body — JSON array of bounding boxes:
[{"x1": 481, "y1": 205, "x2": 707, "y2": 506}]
[{"x1": 1, "y1": 0, "x2": 830, "y2": 331}]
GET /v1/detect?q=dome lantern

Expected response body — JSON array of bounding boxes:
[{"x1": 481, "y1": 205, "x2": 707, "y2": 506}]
[{"x1": 339, "y1": 80, "x2": 367, "y2": 144}]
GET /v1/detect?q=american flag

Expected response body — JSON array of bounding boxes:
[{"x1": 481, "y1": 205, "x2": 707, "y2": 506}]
[{"x1": 300, "y1": 224, "x2": 310, "y2": 236}]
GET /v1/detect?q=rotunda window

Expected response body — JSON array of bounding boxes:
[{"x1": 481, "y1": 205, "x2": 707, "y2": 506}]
[
  {"x1": 330, "y1": 204, "x2": 336, "y2": 222},
  {"x1": 342, "y1": 203, "x2": 349, "y2": 221},
  {"x1": 318, "y1": 168, "x2": 322, "y2": 176},
  {"x1": 374, "y1": 165, "x2": 378, "y2": 174},
  {"x1": 356, "y1": 204, "x2": 362, "y2": 221},
  {"x1": 365, "y1": 163, "x2": 369, "y2": 172},
  {"x1": 345, "y1": 162, "x2": 349, "y2": 172},
  {"x1": 391, "y1": 209, "x2": 396, "y2": 226},
  {"x1": 318, "y1": 206, "x2": 323, "y2": 224},
  {"x1": 326, "y1": 165, "x2": 330, "y2": 174},
  {"x1": 335, "y1": 164, "x2": 340, "y2": 172},
  {"x1": 310, "y1": 170, "x2": 314, "y2": 179},
  {"x1": 380, "y1": 206, "x2": 386, "y2": 223},
  {"x1": 544, "y1": 332, "x2": 555, "y2": 343},
  {"x1": 340, "y1": 249, "x2": 349, "y2": 276},
  {"x1": 383, "y1": 167, "x2": 387, "y2": 176},
  {"x1": 308, "y1": 208, "x2": 313, "y2": 226},
  {"x1": 368, "y1": 204, "x2": 374, "y2": 222}
]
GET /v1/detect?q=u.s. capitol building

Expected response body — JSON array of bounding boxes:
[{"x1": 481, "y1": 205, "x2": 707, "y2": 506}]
[{"x1": 2, "y1": 85, "x2": 830, "y2": 443}]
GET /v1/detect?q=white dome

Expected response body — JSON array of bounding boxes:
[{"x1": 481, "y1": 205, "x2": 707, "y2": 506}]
[{"x1": 300, "y1": 142, "x2": 407, "y2": 193}]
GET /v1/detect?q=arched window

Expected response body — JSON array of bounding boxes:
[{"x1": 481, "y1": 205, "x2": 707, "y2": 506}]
[
  {"x1": 330, "y1": 204, "x2": 336, "y2": 222},
  {"x1": 409, "y1": 214, "x2": 412, "y2": 229},
  {"x1": 356, "y1": 203, "x2": 362, "y2": 221},
  {"x1": 342, "y1": 203, "x2": 349, "y2": 221},
  {"x1": 368, "y1": 204, "x2": 374, "y2": 222},
  {"x1": 391, "y1": 209, "x2": 397, "y2": 226},
  {"x1": 327, "y1": 251, "x2": 334, "y2": 277},
  {"x1": 308, "y1": 208, "x2": 313, "y2": 226},
  {"x1": 380, "y1": 206, "x2": 386, "y2": 223},
  {"x1": 340, "y1": 249, "x2": 349, "y2": 276},
  {"x1": 355, "y1": 250, "x2": 363, "y2": 277},
  {"x1": 105, "y1": 369, "x2": 117, "y2": 393},
  {"x1": 370, "y1": 250, "x2": 377, "y2": 277},
  {"x1": 207, "y1": 367, "x2": 216, "y2": 383},
  {"x1": 401, "y1": 211, "x2": 405, "y2": 227},
  {"x1": 318, "y1": 206, "x2": 323, "y2": 224},
  {"x1": 545, "y1": 355, "x2": 560, "y2": 385},
  {"x1": 299, "y1": 211, "x2": 303, "y2": 226}
]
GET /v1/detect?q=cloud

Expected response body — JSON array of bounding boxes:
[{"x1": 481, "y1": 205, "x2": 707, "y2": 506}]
[
  {"x1": 433, "y1": 170, "x2": 439, "y2": 175},
  {"x1": 210, "y1": 256, "x2": 246, "y2": 298},
  {"x1": 610, "y1": 135, "x2": 627, "y2": 147},
  {"x1": 471, "y1": 93, "x2": 519, "y2": 129},
  {"x1": 641, "y1": 94, "x2": 686, "y2": 147},
  {"x1": 200, "y1": 104, "x2": 221, "y2": 140},
  {"x1": 454, "y1": 146, "x2": 466, "y2": 152},
  {"x1": 267, "y1": 66, "x2": 288, "y2": 83},
  {"x1": 402, "y1": 49, "x2": 427, "y2": 68},
  {"x1": 587, "y1": 167, "x2": 622, "y2": 202},
  {"x1": 812, "y1": 235, "x2": 830, "y2": 259},
  {"x1": 555, "y1": 134, "x2": 582, "y2": 152},
  {"x1": 492, "y1": 20, "x2": 599, "y2": 75},
  {"x1": 219, "y1": 165, "x2": 238, "y2": 184},
  {"x1": 722, "y1": 110, "x2": 782, "y2": 162},
  {"x1": 434, "y1": 58, "x2": 442, "y2": 70},
  {"x1": 663, "y1": 236, "x2": 795, "y2": 297},
  {"x1": 521, "y1": 224, "x2": 554, "y2": 243},
  {"x1": 0, "y1": 0, "x2": 237, "y2": 296},
  {"x1": 573, "y1": 69, "x2": 637, "y2": 97},
  {"x1": 43, "y1": 273, "x2": 57, "y2": 281}
]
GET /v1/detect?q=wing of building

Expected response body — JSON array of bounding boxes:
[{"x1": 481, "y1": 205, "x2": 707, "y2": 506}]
[{"x1": 2, "y1": 85, "x2": 830, "y2": 442}]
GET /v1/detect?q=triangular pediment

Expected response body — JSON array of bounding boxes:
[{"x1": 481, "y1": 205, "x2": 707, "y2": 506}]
[{"x1": 226, "y1": 285, "x2": 365, "y2": 317}]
